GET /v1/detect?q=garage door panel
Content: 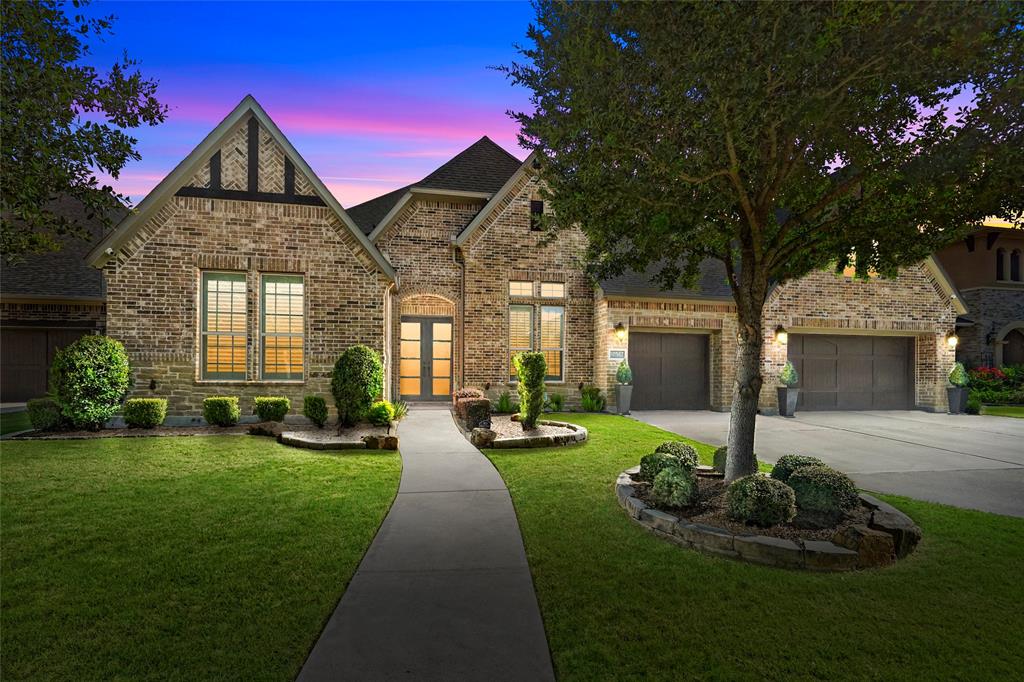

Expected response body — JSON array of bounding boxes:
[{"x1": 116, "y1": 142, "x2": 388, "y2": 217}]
[
  {"x1": 629, "y1": 332, "x2": 708, "y2": 410},
  {"x1": 2, "y1": 328, "x2": 91, "y2": 402},
  {"x1": 789, "y1": 334, "x2": 912, "y2": 411}
]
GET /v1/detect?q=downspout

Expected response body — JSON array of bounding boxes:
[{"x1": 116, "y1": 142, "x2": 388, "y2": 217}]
[{"x1": 454, "y1": 243, "x2": 466, "y2": 391}]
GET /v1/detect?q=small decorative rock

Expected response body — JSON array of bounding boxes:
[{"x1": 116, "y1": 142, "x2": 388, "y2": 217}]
[
  {"x1": 869, "y1": 509, "x2": 922, "y2": 559},
  {"x1": 831, "y1": 524, "x2": 895, "y2": 567},
  {"x1": 362, "y1": 434, "x2": 382, "y2": 449},
  {"x1": 471, "y1": 428, "x2": 497, "y2": 447},
  {"x1": 383, "y1": 435, "x2": 399, "y2": 451}
]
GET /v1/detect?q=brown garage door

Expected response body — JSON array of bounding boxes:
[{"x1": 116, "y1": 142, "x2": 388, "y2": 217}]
[
  {"x1": 629, "y1": 332, "x2": 709, "y2": 410},
  {"x1": 788, "y1": 334, "x2": 913, "y2": 410},
  {"x1": 1, "y1": 328, "x2": 90, "y2": 402}
]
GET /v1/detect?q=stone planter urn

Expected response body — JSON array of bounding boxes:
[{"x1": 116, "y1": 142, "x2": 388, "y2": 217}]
[
  {"x1": 616, "y1": 384, "x2": 633, "y2": 415},
  {"x1": 777, "y1": 387, "x2": 799, "y2": 418},
  {"x1": 947, "y1": 386, "x2": 969, "y2": 414}
]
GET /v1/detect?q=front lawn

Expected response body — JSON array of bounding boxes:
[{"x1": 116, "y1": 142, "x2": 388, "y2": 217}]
[
  {"x1": 488, "y1": 413, "x2": 1024, "y2": 680},
  {"x1": 0, "y1": 410, "x2": 31, "y2": 435},
  {"x1": 981, "y1": 405, "x2": 1024, "y2": 418},
  {"x1": 1, "y1": 436, "x2": 401, "y2": 680}
]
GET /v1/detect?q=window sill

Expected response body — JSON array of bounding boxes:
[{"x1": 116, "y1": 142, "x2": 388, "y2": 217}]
[{"x1": 194, "y1": 380, "x2": 306, "y2": 386}]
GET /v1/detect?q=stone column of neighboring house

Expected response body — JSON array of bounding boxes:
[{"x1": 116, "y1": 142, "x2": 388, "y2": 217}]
[{"x1": 760, "y1": 263, "x2": 958, "y2": 413}]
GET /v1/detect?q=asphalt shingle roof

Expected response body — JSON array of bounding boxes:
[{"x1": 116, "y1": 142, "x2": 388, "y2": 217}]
[
  {"x1": 1, "y1": 196, "x2": 126, "y2": 299},
  {"x1": 599, "y1": 259, "x2": 734, "y2": 300},
  {"x1": 346, "y1": 136, "x2": 523, "y2": 234}
]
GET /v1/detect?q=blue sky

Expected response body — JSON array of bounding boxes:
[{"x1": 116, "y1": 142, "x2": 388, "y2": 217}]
[{"x1": 86, "y1": 1, "x2": 536, "y2": 206}]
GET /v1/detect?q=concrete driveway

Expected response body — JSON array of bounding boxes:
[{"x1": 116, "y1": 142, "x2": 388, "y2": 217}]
[{"x1": 632, "y1": 410, "x2": 1024, "y2": 517}]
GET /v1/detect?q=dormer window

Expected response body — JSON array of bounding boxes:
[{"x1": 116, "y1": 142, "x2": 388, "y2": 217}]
[{"x1": 530, "y1": 200, "x2": 544, "y2": 231}]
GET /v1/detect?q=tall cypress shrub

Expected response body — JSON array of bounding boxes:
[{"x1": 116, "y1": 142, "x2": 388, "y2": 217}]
[{"x1": 513, "y1": 351, "x2": 546, "y2": 429}]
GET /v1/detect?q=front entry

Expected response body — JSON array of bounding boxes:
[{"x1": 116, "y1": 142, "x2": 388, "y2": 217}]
[{"x1": 399, "y1": 316, "x2": 453, "y2": 401}]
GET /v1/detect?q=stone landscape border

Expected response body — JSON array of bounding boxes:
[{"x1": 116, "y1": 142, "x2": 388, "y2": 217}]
[
  {"x1": 615, "y1": 466, "x2": 921, "y2": 571},
  {"x1": 475, "y1": 419, "x2": 588, "y2": 448},
  {"x1": 277, "y1": 431, "x2": 399, "y2": 451}
]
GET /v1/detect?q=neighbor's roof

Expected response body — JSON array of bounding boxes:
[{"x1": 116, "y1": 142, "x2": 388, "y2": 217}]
[
  {"x1": 2, "y1": 196, "x2": 126, "y2": 300},
  {"x1": 347, "y1": 136, "x2": 523, "y2": 235},
  {"x1": 599, "y1": 259, "x2": 734, "y2": 300}
]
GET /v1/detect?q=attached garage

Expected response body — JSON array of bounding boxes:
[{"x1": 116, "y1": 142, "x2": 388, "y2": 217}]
[
  {"x1": 0, "y1": 328, "x2": 91, "y2": 402},
  {"x1": 788, "y1": 334, "x2": 914, "y2": 411},
  {"x1": 628, "y1": 332, "x2": 709, "y2": 410}
]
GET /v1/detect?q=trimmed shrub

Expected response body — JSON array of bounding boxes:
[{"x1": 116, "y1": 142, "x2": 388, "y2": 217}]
[
  {"x1": 50, "y1": 335, "x2": 131, "y2": 429},
  {"x1": 651, "y1": 466, "x2": 697, "y2": 508},
  {"x1": 779, "y1": 360, "x2": 799, "y2": 387},
  {"x1": 204, "y1": 397, "x2": 240, "y2": 427},
  {"x1": 332, "y1": 345, "x2": 384, "y2": 426},
  {"x1": 770, "y1": 454, "x2": 826, "y2": 484},
  {"x1": 966, "y1": 396, "x2": 981, "y2": 415},
  {"x1": 788, "y1": 465, "x2": 859, "y2": 520},
  {"x1": 254, "y1": 396, "x2": 290, "y2": 422},
  {"x1": 123, "y1": 398, "x2": 167, "y2": 428},
  {"x1": 615, "y1": 360, "x2": 632, "y2": 385},
  {"x1": 580, "y1": 384, "x2": 605, "y2": 412},
  {"x1": 713, "y1": 446, "x2": 728, "y2": 473},
  {"x1": 494, "y1": 391, "x2": 516, "y2": 414},
  {"x1": 638, "y1": 452, "x2": 682, "y2": 482},
  {"x1": 458, "y1": 397, "x2": 492, "y2": 429},
  {"x1": 547, "y1": 392, "x2": 565, "y2": 412},
  {"x1": 368, "y1": 400, "x2": 395, "y2": 426},
  {"x1": 453, "y1": 387, "x2": 484, "y2": 406},
  {"x1": 392, "y1": 399, "x2": 409, "y2": 422},
  {"x1": 726, "y1": 475, "x2": 797, "y2": 527},
  {"x1": 303, "y1": 395, "x2": 328, "y2": 428},
  {"x1": 27, "y1": 398, "x2": 63, "y2": 431},
  {"x1": 949, "y1": 362, "x2": 969, "y2": 387},
  {"x1": 654, "y1": 441, "x2": 699, "y2": 470},
  {"x1": 514, "y1": 351, "x2": 546, "y2": 429}
]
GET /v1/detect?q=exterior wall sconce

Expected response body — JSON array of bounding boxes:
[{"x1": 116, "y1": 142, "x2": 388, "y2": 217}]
[
  {"x1": 946, "y1": 332, "x2": 959, "y2": 349},
  {"x1": 774, "y1": 325, "x2": 788, "y2": 344},
  {"x1": 614, "y1": 322, "x2": 626, "y2": 342}
]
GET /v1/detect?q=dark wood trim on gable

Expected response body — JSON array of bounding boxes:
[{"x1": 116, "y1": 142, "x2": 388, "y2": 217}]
[
  {"x1": 986, "y1": 232, "x2": 1000, "y2": 250},
  {"x1": 284, "y1": 158, "x2": 295, "y2": 197},
  {"x1": 174, "y1": 185, "x2": 326, "y2": 206},
  {"x1": 247, "y1": 117, "x2": 259, "y2": 194},
  {"x1": 209, "y1": 151, "x2": 222, "y2": 190}
]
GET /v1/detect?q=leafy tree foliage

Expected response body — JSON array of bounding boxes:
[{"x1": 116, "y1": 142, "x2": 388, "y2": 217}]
[
  {"x1": 1, "y1": 0, "x2": 167, "y2": 261},
  {"x1": 505, "y1": 1, "x2": 1023, "y2": 479}
]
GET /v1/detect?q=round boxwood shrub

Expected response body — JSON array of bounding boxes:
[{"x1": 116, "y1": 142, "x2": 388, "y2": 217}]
[
  {"x1": 332, "y1": 345, "x2": 384, "y2": 426},
  {"x1": 27, "y1": 397, "x2": 64, "y2": 431},
  {"x1": 726, "y1": 475, "x2": 797, "y2": 527},
  {"x1": 712, "y1": 446, "x2": 758, "y2": 474},
  {"x1": 770, "y1": 454, "x2": 826, "y2": 484},
  {"x1": 123, "y1": 398, "x2": 167, "y2": 428},
  {"x1": 303, "y1": 395, "x2": 328, "y2": 428},
  {"x1": 254, "y1": 396, "x2": 290, "y2": 422},
  {"x1": 50, "y1": 335, "x2": 131, "y2": 429},
  {"x1": 651, "y1": 466, "x2": 697, "y2": 508},
  {"x1": 204, "y1": 396, "x2": 240, "y2": 427},
  {"x1": 787, "y1": 465, "x2": 859, "y2": 521},
  {"x1": 368, "y1": 400, "x2": 395, "y2": 426},
  {"x1": 654, "y1": 441, "x2": 698, "y2": 470},
  {"x1": 638, "y1": 452, "x2": 682, "y2": 482}
]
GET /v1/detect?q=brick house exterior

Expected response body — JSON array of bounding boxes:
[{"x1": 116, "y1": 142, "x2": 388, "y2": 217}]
[{"x1": 87, "y1": 96, "x2": 966, "y2": 418}]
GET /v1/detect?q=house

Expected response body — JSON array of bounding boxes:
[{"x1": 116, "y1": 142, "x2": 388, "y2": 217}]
[
  {"x1": 87, "y1": 96, "x2": 964, "y2": 418},
  {"x1": 1, "y1": 197, "x2": 125, "y2": 402},
  {"x1": 935, "y1": 217, "x2": 1024, "y2": 367}
]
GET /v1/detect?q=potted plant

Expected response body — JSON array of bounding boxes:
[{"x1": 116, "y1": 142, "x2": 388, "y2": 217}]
[
  {"x1": 777, "y1": 361, "x2": 799, "y2": 417},
  {"x1": 947, "y1": 362, "x2": 969, "y2": 414},
  {"x1": 615, "y1": 360, "x2": 633, "y2": 415}
]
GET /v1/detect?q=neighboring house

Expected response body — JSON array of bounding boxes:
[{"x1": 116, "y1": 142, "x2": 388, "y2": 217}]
[
  {"x1": 935, "y1": 217, "x2": 1024, "y2": 367},
  {"x1": 1, "y1": 197, "x2": 124, "y2": 402},
  {"x1": 87, "y1": 96, "x2": 964, "y2": 417}
]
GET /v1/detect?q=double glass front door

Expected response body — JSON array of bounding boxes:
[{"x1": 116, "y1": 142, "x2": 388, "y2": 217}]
[{"x1": 399, "y1": 317, "x2": 452, "y2": 400}]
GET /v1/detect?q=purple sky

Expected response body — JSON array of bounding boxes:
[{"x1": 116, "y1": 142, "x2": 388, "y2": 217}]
[{"x1": 87, "y1": 1, "x2": 535, "y2": 207}]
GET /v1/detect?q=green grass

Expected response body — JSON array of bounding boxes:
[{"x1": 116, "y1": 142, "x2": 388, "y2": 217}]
[
  {"x1": 487, "y1": 413, "x2": 1024, "y2": 680},
  {"x1": 0, "y1": 410, "x2": 31, "y2": 435},
  {"x1": 981, "y1": 405, "x2": 1024, "y2": 418},
  {"x1": 1, "y1": 436, "x2": 401, "y2": 680}
]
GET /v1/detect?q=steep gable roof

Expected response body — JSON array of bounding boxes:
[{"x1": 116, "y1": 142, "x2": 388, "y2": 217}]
[
  {"x1": 87, "y1": 95, "x2": 395, "y2": 280},
  {"x1": 347, "y1": 136, "x2": 523, "y2": 235}
]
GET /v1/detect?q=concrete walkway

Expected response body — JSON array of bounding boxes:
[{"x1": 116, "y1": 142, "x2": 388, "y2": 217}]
[
  {"x1": 298, "y1": 405, "x2": 554, "y2": 681},
  {"x1": 633, "y1": 410, "x2": 1024, "y2": 517}
]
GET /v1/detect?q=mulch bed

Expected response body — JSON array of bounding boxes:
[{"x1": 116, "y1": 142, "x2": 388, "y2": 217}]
[
  {"x1": 633, "y1": 475, "x2": 871, "y2": 542},
  {"x1": 488, "y1": 414, "x2": 578, "y2": 439},
  {"x1": 5, "y1": 422, "x2": 387, "y2": 441}
]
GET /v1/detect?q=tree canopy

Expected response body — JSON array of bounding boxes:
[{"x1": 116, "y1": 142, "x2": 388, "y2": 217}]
[{"x1": 1, "y1": 0, "x2": 167, "y2": 262}]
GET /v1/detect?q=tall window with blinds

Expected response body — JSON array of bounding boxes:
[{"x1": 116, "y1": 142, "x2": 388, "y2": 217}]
[
  {"x1": 540, "y1": 305, "x2": 564, "y2": 381},
  {"x1": 201, "y1": 272, "x2": 247, "y2": 380},
  {"x1": 509, "y1": 304, "x2": 534, "y2": 380},
  {"x1": 261, "y1": 275, "x2": 304, "y2": 380}
]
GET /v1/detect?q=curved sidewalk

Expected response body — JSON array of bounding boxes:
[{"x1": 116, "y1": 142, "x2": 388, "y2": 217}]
[{"x1": 298, "y1": 406, "x2": 555, "y2": 681}]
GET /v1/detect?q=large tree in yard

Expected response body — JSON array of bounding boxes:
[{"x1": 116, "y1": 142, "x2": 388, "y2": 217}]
[
  {"x1": 506, "y1": 1, "x2": 1023, "y2": 480},
  {"x1": 1, "y1": 0, "x2": 166, "y2": 262}
]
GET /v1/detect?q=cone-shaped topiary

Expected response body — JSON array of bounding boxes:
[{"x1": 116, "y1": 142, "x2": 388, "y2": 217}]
[
  {"x1": 332, "y1": 345, "x2": 384, "y2": 426},
  {"x1": 651, "y1": 466, "x2": 697, "y2": 508},
  {"x1": 948, "y1": 362, "x2": 969, "y2": 387},
  {"x1": 770, "y1": 454, "x2": 826, "y2": 484},
  {"x1": 513, "y1": 351, "x2": 546, "y2": 429},
  {"x1": 615, "y1": 360, "x2": 632, "y2": 384},
  {"x1": 654, "y1": 441, "x2": 699, "y2": 470},
  {"x1": 779, "y1": 361, "x2": 799, "y2": 387},
  {"x1": 726, "y1": 475, "x2": 797, "y2": 527}
]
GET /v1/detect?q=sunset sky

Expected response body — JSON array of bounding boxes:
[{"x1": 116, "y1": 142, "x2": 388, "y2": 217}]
[{"x1": 86, "y1": 1, "x2": 534, "y2": 207}]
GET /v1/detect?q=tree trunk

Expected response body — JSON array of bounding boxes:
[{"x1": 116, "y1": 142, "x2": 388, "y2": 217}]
[{"x1": 725, "y1": 306, "x2": 764, "y2": 482}]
